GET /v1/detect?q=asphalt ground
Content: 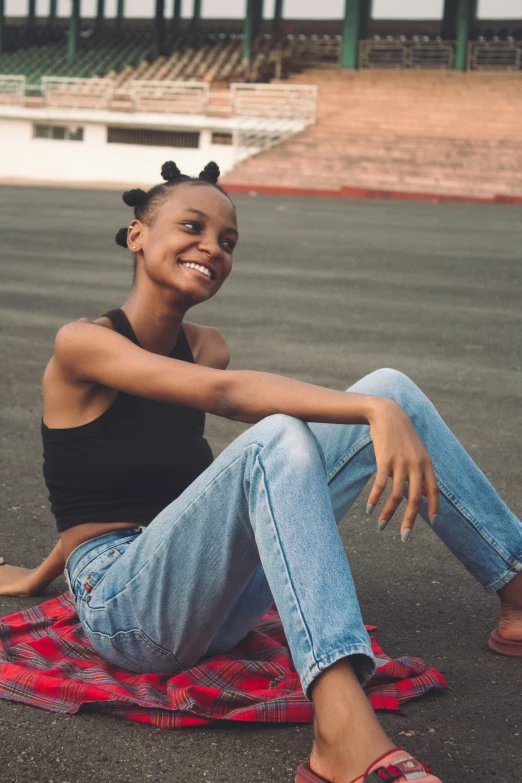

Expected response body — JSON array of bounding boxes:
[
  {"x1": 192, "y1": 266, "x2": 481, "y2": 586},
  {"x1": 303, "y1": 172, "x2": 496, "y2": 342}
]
[{"x1": 0, "y1": 185, "x2": 521, "y2": 783}]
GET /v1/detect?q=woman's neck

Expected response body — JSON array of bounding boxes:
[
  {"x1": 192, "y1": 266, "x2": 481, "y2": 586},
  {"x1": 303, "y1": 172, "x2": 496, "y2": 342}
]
[{"x1": 121, "y1": 294, "x2": 188, "y2": 357}]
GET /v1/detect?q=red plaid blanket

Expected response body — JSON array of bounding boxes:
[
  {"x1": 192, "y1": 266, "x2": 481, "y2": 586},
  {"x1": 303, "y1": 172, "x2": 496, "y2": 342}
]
[{"x1": 0, "y1": 592, "x2": 447, "y2": 727}]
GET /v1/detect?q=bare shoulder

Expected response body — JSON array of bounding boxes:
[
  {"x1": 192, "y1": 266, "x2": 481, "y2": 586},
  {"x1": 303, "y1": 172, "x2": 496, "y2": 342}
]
[
  {"x1": 183, "y1": 322, "x2": 230, "y2": 370},
  {"x1": 42, "y1": 316, "x2": 119, "y2": 428},
  {"x1": 51, "y1": 316, "x2": 114, "y2": 372}
]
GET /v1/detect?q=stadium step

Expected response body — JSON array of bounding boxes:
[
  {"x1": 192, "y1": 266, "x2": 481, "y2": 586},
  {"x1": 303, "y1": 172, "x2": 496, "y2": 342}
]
[{"x1": 224, "y1": 69, "x2": 522, "y2": 199}]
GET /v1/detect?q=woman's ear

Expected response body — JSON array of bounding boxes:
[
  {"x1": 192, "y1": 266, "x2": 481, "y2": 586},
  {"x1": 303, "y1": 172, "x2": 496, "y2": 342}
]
[{"x1": 127, "y1": 220, "x2": 144, "y2": 252}]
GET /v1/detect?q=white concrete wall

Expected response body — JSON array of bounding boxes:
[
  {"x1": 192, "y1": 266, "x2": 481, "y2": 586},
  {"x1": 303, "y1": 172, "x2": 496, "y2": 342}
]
[{"x1": 0, "y1": 114, "x2": 239, "y2": 185}]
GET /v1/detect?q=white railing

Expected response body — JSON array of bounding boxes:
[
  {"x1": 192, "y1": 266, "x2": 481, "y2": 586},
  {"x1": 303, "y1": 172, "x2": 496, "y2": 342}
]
[
  {"x1": 0, "y1": 75, "x2": 26, "y2": 106},
  {"x1": 228, "y1": 85, "x2": 317, "y2": 161},
  {"x1": 230, "y1": 83, "x2": 317, "y2": 124},
  {"x1": 469, "y1": 41, "x2": 522, "y2": 71},
  {"x1": 129, "y1": 81, "x2": 210, "y2": 114},
  {"x1": 360, "y1": 40, "x2": 455, "y2": 69},
  {"x1": 42, "y1": 77, "x2": 114, "y2": 109},
  {"x1": 232, "y1": 117, "x2": 309, "y2": 160}
]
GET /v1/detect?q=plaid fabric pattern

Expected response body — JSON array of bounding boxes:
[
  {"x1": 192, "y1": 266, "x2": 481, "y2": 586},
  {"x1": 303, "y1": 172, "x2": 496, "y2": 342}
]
[{"x1": 0, "y1": 592, "x2": 447, "y2": 727}]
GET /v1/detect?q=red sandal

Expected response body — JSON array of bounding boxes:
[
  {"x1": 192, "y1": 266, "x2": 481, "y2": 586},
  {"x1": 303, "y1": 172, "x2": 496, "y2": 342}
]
[
  {"x1": 489, "y1": 628, "x2": 522, "y2": 657},
  {"x1": 295, "y1": 748, "x2": 443, "y2": 783}
]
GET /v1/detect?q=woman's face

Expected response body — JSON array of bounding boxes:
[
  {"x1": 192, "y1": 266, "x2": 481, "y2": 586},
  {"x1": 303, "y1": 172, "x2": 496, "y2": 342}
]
[{"x1": 130, "y1": 183, "x2": 238, "y2": 305}]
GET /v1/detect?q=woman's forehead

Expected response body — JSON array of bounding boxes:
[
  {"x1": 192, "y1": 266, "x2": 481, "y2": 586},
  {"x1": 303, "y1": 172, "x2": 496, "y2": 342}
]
[{"x1": 162, "y1": 183, "x2": 237, "y2": 226}]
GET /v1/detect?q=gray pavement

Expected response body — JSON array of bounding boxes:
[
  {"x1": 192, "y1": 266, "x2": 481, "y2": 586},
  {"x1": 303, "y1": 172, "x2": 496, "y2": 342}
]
[{"x1": 0, "y1": 185, "x2": 521, "y2": 783}]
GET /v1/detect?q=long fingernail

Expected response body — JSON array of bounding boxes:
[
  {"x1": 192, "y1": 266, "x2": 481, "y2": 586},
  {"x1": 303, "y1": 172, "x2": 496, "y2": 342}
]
[
  {"x1": 401, "y1": 529, "x2": 412, "y2": 542},
  {"x1": 429, "y1": 514, "x2": 438, "y2": 525},
  {"x1": 366, "y1": 503, "x2": 375, "y2": 516},
  {"x1": 378, "y1": 519, "x2": 388, "y2": 531}
]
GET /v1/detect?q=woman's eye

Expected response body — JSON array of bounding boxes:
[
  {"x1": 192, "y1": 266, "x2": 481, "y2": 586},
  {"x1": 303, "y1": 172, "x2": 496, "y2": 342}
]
[
  {"x1": 182, "y1": 221, "x2": 200, "y2": 231},
  {"x1": 221, "y1": 240, "x2": 235, "y2": 251}
]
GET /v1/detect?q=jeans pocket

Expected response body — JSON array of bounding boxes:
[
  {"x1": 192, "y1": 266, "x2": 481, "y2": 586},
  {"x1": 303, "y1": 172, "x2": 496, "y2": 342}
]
[
  {"x1": 84, "y1": 626, "x2": 183, "y2": 676},
  {"x1": 73, "y1": 538, "x2": 138, "y2": 609}
]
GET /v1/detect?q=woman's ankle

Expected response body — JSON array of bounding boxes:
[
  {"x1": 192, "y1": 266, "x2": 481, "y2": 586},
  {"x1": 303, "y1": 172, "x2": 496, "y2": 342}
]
[
  {"x1": 310, "y1": 726, "x2": 395, "y2": 783},
  {"x1": 497, "y1": 571, "x2": 522, "y2": 640},
  {"x1": 310, "y1": 658, "x2": 395, "y2": 782}
]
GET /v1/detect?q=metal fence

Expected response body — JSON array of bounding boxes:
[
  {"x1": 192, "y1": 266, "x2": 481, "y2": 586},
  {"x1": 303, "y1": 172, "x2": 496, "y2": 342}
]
[
  {"x1": 359, "y1": 39, "x2": 522, "y2": 70},
  {"x1": 0, "y1": 75, "x2": 26, "y2": 105},
  {"x1": 41, "y1": 77, "x2": 114, "y2": 109},
  {"x1": 129, "y1": 81, "x2": 210, "y2": 114},
  {"x1": 469, "y1": 41, "x2": 522, "y2": 71},
  {"x1": 230, "y1": 83, "x2": 318, "y2": 124},
  {"x1": 359, "y1": 40, "x2": 455, "y2": 69}
]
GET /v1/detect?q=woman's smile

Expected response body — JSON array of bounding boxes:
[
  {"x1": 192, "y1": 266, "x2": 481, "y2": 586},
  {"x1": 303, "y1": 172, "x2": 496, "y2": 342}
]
[{"x1": 178, "y1": 259, "x2": 215, "y2": 282}]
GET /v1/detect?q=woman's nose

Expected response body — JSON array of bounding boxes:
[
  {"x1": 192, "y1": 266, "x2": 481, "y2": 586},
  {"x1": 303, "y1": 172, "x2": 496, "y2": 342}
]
[{"x1": 198, "y1": 236, "x2": 222, "y2": 258}]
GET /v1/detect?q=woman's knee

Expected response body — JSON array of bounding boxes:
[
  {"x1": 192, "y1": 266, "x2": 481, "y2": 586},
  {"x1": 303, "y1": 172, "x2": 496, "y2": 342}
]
[
  {"x1": 253, "y1": 414, "x2": 325, "y2": 468},
  {"x1": 348, "y1": 368, "x2": 426, "y2": 413},
  {"x1": 256, "y1": 413, "x2": 313, "y2": 444}
]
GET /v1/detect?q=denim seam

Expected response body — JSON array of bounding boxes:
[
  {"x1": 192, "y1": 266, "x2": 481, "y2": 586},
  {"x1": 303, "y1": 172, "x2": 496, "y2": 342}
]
[
  {"x1": 256, "y1": 450, "x2": 318, "y2": 672},
  {"x1": 486, "y1": 566, "x2": 522, "y2": 593},
  {"x1": 326, "y1": 435, "x2": 373, "y2": 484},
  {"x1": 68, "y1": 541, "x2": 131, "y2": 591},
  {"x1": 118, "y1": 445, "x2": 265, "y2": 594},
  {"x1": 436, "y1": 476, "x2": 522, "y2": 577},
  {"x1": 85, "y1": 626, "x2": 184, "y2": 671}
]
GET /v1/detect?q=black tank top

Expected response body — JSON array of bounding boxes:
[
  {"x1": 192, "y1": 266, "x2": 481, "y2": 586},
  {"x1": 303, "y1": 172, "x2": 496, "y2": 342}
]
[{"x1": 41, "y1": 308, "x2": 214, "y2": 532}]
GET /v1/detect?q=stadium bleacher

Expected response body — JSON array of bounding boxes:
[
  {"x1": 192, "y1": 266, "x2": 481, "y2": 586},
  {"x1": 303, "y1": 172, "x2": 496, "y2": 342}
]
[
  {"x1": 223, "y1": 68, "x2": 522, "y2": 199},
  {"x1": 1, "y1": 22, "x2": 521, "y2": 94},
  {"x1": 0, "y1": 14, "x2": 520, "y2": 197},
  {"x1": 0, "y1": 28, "x2": 281, "y2": 89}
]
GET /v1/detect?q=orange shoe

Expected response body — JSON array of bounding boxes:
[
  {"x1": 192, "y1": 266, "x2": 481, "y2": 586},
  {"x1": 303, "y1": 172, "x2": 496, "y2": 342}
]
[{"x1": 295, "y1": 748, "x2": 443, "y2": 783}]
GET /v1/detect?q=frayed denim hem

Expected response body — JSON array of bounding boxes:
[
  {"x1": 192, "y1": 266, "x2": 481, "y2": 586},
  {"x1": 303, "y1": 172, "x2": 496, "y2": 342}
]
[
  {"x1": 300, "y1": 643, "x2": 377, "y2": 703},
  {"x1": 484, "y1": 560, "x2": 522, "y2": 593}
]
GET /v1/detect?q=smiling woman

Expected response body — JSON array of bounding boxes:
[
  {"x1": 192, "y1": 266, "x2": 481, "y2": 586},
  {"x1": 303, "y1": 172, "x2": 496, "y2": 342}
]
[
  {"x1": 1, "y1": 159, "x2": 522, "y2": 783},
  {"x1": 114, "y1": 160, "x2": 238, "y2": 287}
]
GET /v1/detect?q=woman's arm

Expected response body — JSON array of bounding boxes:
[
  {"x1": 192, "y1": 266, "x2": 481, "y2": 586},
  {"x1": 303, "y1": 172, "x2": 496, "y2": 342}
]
[
  {"x1": 54, "y1": 320, "x2": 439, "y2": 536},
  {"x1": 53, "y1": 320, "x2": 380, "y2": 425},
  {"x1": 0, "y1": 539, "x2": 65, "y2": 597}
]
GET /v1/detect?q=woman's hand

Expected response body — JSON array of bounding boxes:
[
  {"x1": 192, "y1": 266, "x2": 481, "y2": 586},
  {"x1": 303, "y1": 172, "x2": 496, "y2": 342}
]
[
  {"x1": 0, "y1": 564, "x2": 43, "y2": 597},
  {"x1": 366, "y1": 398, "x2": 439, "y2": 540},
  {"x1": 0, "y1": 540, "x2": 66, "y2": 597}
]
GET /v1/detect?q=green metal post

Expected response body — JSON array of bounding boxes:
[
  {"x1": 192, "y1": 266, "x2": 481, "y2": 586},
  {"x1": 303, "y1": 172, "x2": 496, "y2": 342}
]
[
  {"x1": 0, "y1": 0, "x2": 4, "y2": 57},
  {"x1": 48, "y1": 0, "x2": 57, "y2": 24},
  {"x1": 116, "y1": 0, "x2": 124, "y2": 30},
  {"x1": 442, "y1": 0, "x2": 458, "y2": 39},
  {"x1": 67, "y1": 0, "x2": 80, "y2": 62},
  {"x1": 252, "y1": 0, "x2": 263, "y2": 39},
  {"x1": 171, "y1": 0, "x2": 181, "y2": 31},
  {"x1": 361, "y1": 0, "x2": 372, "y2": 38},
  {"x1": 454, "y1": 0, "x2": 477, "y2": 71},
  {"x1": 154, "y1": 0, "x2": 166, "y2": 57},
  {"x1": 273, "y1": 0, "x2": 283, "y2": 34},
  {"x1": 192, "y1": 0, "x2": 201, "y2": 29},
  {"x1": 28, "y1": 0, "x2": 36, "y2": 29},
  {"x1": 96, "y1": 0, "x2": 105, "y2": 34},
  {"x1": 340, "y1": 0, "x2": 364, "y2": 69},
  {"x1": 242, "y1": 0, "x2": 254, "y2": 65}
]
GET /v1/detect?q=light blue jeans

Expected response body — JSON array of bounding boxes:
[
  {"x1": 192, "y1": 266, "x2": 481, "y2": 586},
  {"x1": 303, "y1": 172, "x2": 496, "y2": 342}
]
[{"x1": 64, "y1": 369, "x2": 522, "y2": 700}]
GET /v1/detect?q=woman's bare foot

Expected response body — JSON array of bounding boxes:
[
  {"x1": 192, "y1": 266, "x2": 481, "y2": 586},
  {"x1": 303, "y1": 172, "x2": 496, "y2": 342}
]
[
  {"x1": 0, "y1": 564, "x2": 40, "y2": 597},
  {"x1": 309, "y1": 659, "x2": 395, "y2": 783},
  {"x1": 497, "y1": 571, "x2": 522, "y2": 641}
]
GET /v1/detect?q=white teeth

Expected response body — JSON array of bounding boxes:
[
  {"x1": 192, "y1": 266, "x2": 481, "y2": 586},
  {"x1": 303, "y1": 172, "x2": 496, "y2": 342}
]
[{"x1": 181, "y1": 262, "x2": 212, "y2": 279}]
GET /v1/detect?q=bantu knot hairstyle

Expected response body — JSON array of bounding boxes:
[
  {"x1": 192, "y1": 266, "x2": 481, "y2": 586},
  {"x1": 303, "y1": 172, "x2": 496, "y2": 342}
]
[
  {"x1": 115, "y1": 227, "x2": 129, "y2": 248},
  {"x1": 161, "y1": 161, "x2": 182, "y2": 181},
  {"x1": 199, "y1": 161, "x2": 220, "y2": 184},
  {"x1": 122, "y1": 188, "x2": 147, "y2": 207},
  {"x1": 115, "y1": 160, "x2": 229, "y2": 254}
]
